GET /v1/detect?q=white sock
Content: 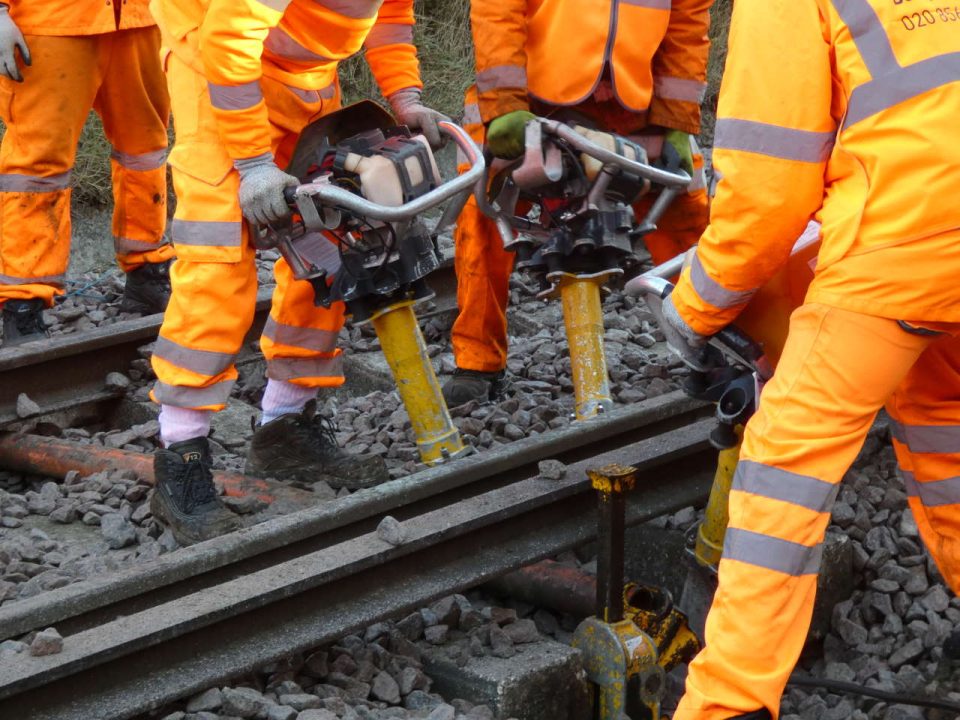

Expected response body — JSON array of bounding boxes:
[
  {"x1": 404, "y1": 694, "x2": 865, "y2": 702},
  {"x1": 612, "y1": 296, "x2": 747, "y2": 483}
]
[
  {"x1": 261, "y1": 379, "x2": 317, "y2": 425},
  {"x1": 159, "y1": 405, "x2": 213, "y2": 447}
]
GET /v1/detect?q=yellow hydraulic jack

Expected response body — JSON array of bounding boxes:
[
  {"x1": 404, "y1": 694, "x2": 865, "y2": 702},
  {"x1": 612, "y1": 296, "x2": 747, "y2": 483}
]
[
  {"x1": 555, "y1": 273, "x2": 616, "y2": 421},
  {"x1": 370, "y1": 299, "x2": 469, "y2": 466},
  {"x1": 573, "y1": 464, "x2": 701, "y2": 720}
]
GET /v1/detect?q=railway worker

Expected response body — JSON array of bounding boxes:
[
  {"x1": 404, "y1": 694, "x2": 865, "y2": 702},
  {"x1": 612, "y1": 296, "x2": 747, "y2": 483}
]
[
  {"x1": 0, "y1": 0, "x2": 173, "y2": 348},
  {"x1": 441, "y1": 0, "x2": 713, "y2": 407},
  {"x1": 148, "y1": 0, "x2": 447, "y2": 544},
  {"x1": 657, "y1": 0, "x2": 960, "y2": 717}
]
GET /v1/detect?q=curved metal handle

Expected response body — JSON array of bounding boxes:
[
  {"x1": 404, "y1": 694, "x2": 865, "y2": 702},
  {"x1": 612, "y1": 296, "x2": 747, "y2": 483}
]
[
  {"x1": 291, "y1": 121, "x2": 485, "y2": 223},
  {"x1": 539, "y1": 119, "x2": 691, "y2": 189}
]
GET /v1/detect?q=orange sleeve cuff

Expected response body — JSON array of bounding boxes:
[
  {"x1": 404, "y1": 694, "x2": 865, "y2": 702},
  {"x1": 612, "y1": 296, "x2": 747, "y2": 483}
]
[
  {"x1": 366, "y1": 44, "x2": 423, "y2": 99},
  {"x1": 671, "y1": 269, "x2": 743, "y2": 337},
  {"x1": 478, "y1": 89, "x2": 530, "y2": 125},
  {"x1": 211, "y1": 101, "x2": 273, "y2": 161}
]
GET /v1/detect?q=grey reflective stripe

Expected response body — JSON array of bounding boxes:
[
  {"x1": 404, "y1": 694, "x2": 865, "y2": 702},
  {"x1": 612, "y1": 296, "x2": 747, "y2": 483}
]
[
  {"x1": 266, "y1": 355, "x2": 344, "y2": 381},
  {"x1": 654, "y1": 75, "x2": 706, "y2": 103},
  {"x1": 889, "y1": 420, "x2": 960, "y2": 454},
  {"x1": 208, "y1": 81, "x2": 264, "y2": 111},
  {"x1": 462, "y1": 102, "x2": 481, "y2": 126},
  {"x1": 265, "y1": 27, "x2": 333, "y2": 63},
  {"x1": 901, "y1": 470, "x2": 960, "y2": 507},
  {"x1": 114, "y1": 236, "x2": 168, "y2": 254},
  {"x1": 171, "y1": 220, "x2": 242, "y2": 248},
  {"x1": 0, "y1": 171, "x2": 71, "y2": 193},
  {"x1": 313, "y1": 0, "x2": 383, "y2": 19},
  {"x1": 715, "y1": 118, "x2": 835, "y2": 163},
  {"x1": 111, "y1": 148, "x2": 167, "y2": 172},
  {"x1": 689, "y1": 254, "x2": 755, "y2": 309},
  {"x1": 152, "y1": 379, "x2": 236, "y2": 408},
  {"x1": 620, "y1": 0, "x2": 671, "y2": 7},
  {"x1": 364, "y1": 23, "x2": 414, "y2": 48},
  {"x1": 831, "y1": 0, "x2": 899, "y2": 76},
  {"x1": 0, "y1": 273, "x2": 65, "y2": 286},
  {"x1": 153, "y1": 337, "x2": 236, "y2": 377},
  {"x1": 733, "y1": 460, "x2": 839, "y2": 514},
  {"x1": 476, "y1": 65, "x2": 527, "y2": 93},
  {"x1": 256, "y1": 0, "x2": 292, "y2": 12},
  {"x1": 846, "y1": 53, "x2": 960, "y2": 127},
  {"x1": 262, "y1": 317, "x2": 339, "y2": 353},
  {"x1": 723, "y1": 527, "x2": 822, "y2": 576}
]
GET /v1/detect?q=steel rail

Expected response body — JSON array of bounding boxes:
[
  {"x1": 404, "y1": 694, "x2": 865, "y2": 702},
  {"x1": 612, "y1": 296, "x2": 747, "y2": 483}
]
[{"x1": 0, "y1": 403, "x2": 714, "y2": 720}]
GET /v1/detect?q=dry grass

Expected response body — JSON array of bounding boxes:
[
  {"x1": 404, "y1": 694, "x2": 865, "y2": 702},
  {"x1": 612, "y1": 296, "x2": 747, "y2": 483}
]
[{"x1": 4, "y1": 0, "x2": 730, "y2": 206}]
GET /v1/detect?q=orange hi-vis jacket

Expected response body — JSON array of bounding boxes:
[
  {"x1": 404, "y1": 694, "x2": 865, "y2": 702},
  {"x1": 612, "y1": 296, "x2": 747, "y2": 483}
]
[
  {"x1": 470, "y1": 0, "x2": 712, "y2": 135},
  {"x1": 672, "y1": 0, "x2": 960, "y2": 335},
  {"x1": 6, "y1": 0, "x2": 155, "y2": 36},
  {"x1": 153, "y1": 0, "x2": 421, "y2": 160}
]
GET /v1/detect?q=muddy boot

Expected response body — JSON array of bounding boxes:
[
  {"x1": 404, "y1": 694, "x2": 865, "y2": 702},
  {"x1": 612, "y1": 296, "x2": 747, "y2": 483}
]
[
  {"x1": 151, "y1": 437, "x2": 240, "y2": 546},
  {"x1": 121, "y1": 260, "x2": 171, "y2": 315},
  {"x1": 2, "y1": 298, "x2": 49, "y2": 348},
  {"x1": 441, "y1": 368, "x2": 505, "y2": 408},
  {"x1": 246, "y1": 400, "x2": 389, "y2": 490}
]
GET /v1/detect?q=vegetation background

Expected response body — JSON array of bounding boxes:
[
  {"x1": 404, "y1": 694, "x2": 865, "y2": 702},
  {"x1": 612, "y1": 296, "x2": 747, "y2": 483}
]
[{"x1": 3, "y1": 0, "x2": 733, "y2": 208}]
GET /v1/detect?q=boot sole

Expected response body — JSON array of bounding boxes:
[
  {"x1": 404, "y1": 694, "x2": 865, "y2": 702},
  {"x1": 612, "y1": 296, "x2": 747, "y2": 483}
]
[
  {"x1": 150, "y1": 490, "x2": 239, "y2": 546},
  {"x1": 244, "y1": 459, "x2": 388, "y2": 491}
]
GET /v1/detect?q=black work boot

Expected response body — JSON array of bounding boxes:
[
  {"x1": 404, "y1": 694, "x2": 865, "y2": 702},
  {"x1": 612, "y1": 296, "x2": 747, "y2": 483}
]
[
  {"x1": 246, "y1": 400, "x2": 389, "y2": 490},
  {"x1": 121, "y1": 260, "x2": 171, "y2": 315},
  {"x1": 441, "y1": 368, "x2": 506, "y2": 408},
  {"x1": 1, "y1": 299, "x2": 49, "y2": 348},
  {"x1": 151, "y1": 437, "x2": 241, "y2": 546}
]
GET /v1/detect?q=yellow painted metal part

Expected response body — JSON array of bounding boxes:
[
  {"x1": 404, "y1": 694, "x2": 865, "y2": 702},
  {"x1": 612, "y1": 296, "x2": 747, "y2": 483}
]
[
  {"x1": 370, "y1": 300, "x2": 467, "y2": 466},
  {"x1": 695, "y1": 431, "x2": 743, "y2": 568},
  {"x1": 560, "y1": 277, "x2": 614, "y2": 421},
  {"x1": 588, "y1": 463, "x2": 638, "y2": 495},
  {"x1": 625, "y1": 584, "x2": 702, "y2": 674}
]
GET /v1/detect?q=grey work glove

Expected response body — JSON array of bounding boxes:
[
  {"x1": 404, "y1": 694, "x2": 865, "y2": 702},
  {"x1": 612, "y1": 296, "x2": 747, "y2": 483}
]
[
  {"x1": 388, "y1": 88, "x2": 450, "y2": 149},
  {"x1": 0, "y1": 6, "x2": 30, "y2": 83},
  {"x1": 235, "y1": 154, "x2": 298, "y2": 227},
  {"x1": 653, "y1": 293, "x2": 710, "y2": 371}
]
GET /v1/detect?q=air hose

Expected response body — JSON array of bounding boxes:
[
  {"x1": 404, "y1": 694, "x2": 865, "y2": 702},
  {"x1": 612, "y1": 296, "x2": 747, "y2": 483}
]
[{"x1": 788, "y1": 672, "x2": 960, "y2": 713}]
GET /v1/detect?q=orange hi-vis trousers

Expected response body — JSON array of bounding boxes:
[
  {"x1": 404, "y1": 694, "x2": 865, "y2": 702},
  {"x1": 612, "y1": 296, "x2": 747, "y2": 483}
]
[
  {"x1": 451, "y1": 90, "x2": 709, "y2": 373},
  {"x1": 0, "y1": 28, "x2": 172, "y2": 306},
  {"x1": 150, "y1": 50, "x2": 346, "y2": 411},
  {"x1": 676, "y1": 303, "x2": 960, "y2": 719}
]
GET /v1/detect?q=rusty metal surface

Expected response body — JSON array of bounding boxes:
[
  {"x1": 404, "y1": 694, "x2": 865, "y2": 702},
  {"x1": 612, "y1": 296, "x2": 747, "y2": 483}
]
[{"x1": 0, "y1": 402, "x2": 714, "y2": 720}]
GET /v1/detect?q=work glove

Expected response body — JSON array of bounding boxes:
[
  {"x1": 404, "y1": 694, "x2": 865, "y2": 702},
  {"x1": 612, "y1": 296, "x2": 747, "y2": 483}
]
[
  {"x1": 0, "y1": 5, "x2": 30, "y2": 83},
  {"x1": 663, "y1": 128, "x2": 695, "y2": 176},
  {"x1": 655, "y1": 293, "x2": 710, "y2": 371},
  {"x1": 234, "y1": 155, "x2": 299, "y2": 227},
  {"x1": 486, "y1": 110, "x2": 537, "y2": 160},
  {"x1": 388, "y1": 88, "x2": 449, "y2": 149}
]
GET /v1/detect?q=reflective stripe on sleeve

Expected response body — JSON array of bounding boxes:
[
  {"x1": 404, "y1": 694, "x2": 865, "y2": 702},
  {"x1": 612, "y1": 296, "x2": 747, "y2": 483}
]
[
  {"x1": 733, "y1": 460, "x2": 840, "y2": 514},
  {"x1": 715, "y1": 119, "x2": 835, "y2": 163},
  {"x1": 901, "y1": 470, "x2": 960, "y2": 507},
  {"x1": 0, "y1": 171, "x2": 71, "y2": 193},
  {"x1": 111, "y1": 148, "x2": 167, "y2": 172},
  {"x1": 890, "y1": 420, "x2": 960, "y2": 454},
  {"x1": 0, "y1": 273, "x2": 66, "y2": 286},
  {"x1": 152, "y1": 379, "x2": 236, "y2": 408},
  {"x1": 364, "y1": 23, "x2": 414, "y2": 48},
  {"x1": 723, "y1": 527, "x2": 823, "y2": 576},
  {"x1": 689, "y1": 254, "x2": 756, "y2": 309},
  {"x1": 313, "y1": 0, "x2": 383, "y2": 19},
  {"x1": 208, "y1": 81, "x2": 264, "y2": 112},
  {"x1": 266, "y1": 355, "x2": 345, "y2": 381},
  {"x1": 654, "y1": 75, "x2": 706, "y2": 104},
  {"x1": 262, "y1": 317, "x2": 339, "y2": 353},
  {"x1": 153, "y1": 337, "x2": 236, "y2": 377},
  {"x1": 476, "y1": 65, "x2": 528, "y2": 93},
  {"x1": 171, "y1": 220, "x2": 242, "y2": 248},
  {"x1": 462, "y1": 103, "x2": 481, "y2": 126},
  {"x1": 621, "y1": 0, "x2": 671, "y2": 7},
  {"x1": 265, "y1": 28, "x2": 333, "y2": 63}
]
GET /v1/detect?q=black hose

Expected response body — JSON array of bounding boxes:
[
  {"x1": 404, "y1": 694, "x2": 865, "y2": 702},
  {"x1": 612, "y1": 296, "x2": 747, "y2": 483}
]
[{"x1": 788, "y1": 673, "x2": 960, "y2": 713}]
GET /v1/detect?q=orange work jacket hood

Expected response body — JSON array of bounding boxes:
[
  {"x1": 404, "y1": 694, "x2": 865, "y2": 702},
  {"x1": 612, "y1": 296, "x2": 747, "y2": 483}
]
[{"x1": 9, "y1": 0, "x2": 155, "y2": 36}]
